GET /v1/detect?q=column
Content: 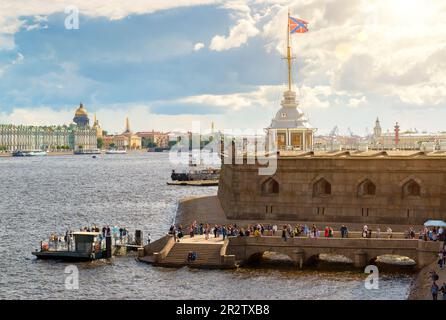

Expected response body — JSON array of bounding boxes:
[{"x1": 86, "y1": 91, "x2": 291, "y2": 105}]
[
  {"x1": 303, "y1": 130, "x2": 306, "y2": 151},
  {"x1": 293, "y1": 249, "x2": 305, "y2": 269},
  {"x1": 354, "y1": 250, "x2": 368, "y2": 268}
]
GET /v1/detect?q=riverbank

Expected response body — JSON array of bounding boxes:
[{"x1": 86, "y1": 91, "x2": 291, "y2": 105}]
[
  {"x1": 408, "y1": 258, "x2": 446, "y2": 300},
  {"x1": 0, "y1": 149, "x2": 150, "y2": 157},
  {"x1": 0, "y1": 151, "x2": 73, "y2": 157}
]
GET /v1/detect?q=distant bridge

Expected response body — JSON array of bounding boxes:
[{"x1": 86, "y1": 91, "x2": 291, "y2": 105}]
[{"x1": 227, "y1": 236, "x2": 442, "y2": 268}]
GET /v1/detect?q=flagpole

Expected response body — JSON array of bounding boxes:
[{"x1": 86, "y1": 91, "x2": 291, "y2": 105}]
[{"x1": 287, "y1": 8, "x2": 292, "y2": 91}]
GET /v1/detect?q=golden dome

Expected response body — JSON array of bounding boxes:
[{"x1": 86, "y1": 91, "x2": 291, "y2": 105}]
[{"x1": 75, "y1": 103, "x2": 88, "y2": 116}]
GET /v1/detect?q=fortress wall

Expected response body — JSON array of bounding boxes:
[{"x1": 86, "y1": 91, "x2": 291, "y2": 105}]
[{"x1": 218, "y1": 156, "x2": 446, "y2": 225}]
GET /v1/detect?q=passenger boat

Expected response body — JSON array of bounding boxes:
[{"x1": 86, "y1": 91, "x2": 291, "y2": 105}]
[
  {"x1": 105, "y1": 149, "x2": 127, "y2": 154},
  {"x1": 32, "y1": 232, "x2": 108, "y2": 261},
  {"x1": 171, "y1": 168, "x2": 220, "y2": 181},
  {"x1": 32, "y1": 229, "x2": 144, "y2": 261},
  {"x1": 12, "y1": 150, "x2": 47, "y2": 157},
  {"x1": 74, "y1": 149, "x2": 101, "y2": 155}
]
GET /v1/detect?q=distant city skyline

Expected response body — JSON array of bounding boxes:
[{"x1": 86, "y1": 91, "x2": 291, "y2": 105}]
[{"x1": 0, "y1": 1, "x2": 445, "y2": 135}]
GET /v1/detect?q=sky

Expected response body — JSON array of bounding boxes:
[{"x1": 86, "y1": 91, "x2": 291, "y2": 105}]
[{"x1": 0, "y1": 0, "x2": 445, "y2": 135}]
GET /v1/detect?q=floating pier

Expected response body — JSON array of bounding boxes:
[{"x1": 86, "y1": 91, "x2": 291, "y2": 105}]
[{"x1": 32, "y1": 230, "x2": 144, "y2": 262}]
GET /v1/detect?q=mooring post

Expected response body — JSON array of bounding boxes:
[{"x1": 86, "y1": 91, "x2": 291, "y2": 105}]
[
  {"x1": 105, "y1": 236, "x2": 112, "y2": 258},
  {"x1": 137, "y1": 247, "x2": 145, "y2": 258},
  {"x1": 135, "y1": 230, "x2": 143, "y2": 246}
]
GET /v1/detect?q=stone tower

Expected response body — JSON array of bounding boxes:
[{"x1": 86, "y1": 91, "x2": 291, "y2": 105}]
[
  {"x1": 373, "y1": 117, "x2": 382, "y2": 138},
  {"x1": 124, "y1": 117, "x2": 131, "y2": 134}
]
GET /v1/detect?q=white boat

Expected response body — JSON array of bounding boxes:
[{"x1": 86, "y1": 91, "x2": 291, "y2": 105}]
[
  {"x1": 105, "y1": 149, "x2": 127, "y2": 154},
  {"x1": 28, "y1": 150, "x2": 47, "y2": 156},
  {"x1": 74, "y1": 149, "x2": 101, "y2": 155},
  {"x1": 12, "y1": 150, "x2": 47, "y2": 157}
]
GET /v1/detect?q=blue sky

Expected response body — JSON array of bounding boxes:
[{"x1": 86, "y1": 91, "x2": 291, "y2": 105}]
[{"x1": 0, "y1": 0, "x2": 445, "y2": 135}]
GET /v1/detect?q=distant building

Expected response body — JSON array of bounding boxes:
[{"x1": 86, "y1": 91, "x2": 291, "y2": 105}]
[
  {"x1": 373, "y1": 118, "x2": 382, "y2": 138},
  {"x1": 92, "y1": 113, "x2": 103, "y2": 138},
  {"x1": 136, "y1": 130, "x2": 169, "y2": 149},
  {"x1": 73, "y1": 103, "x2": 90, "y2": 127},
  {"x1": 103, "y1": 117, "x2": 141, "y2": 150},
  {"x1": 371, "y1": 118, "x2": 446, "y2": 150},
  {"x1": 0, "y1": 103, "x2": 97, "y2": 151}
]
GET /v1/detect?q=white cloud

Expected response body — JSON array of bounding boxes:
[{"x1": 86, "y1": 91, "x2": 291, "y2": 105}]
[
  {"x1": 210, "y1": 18, "x2": 259, "y2": 51},
  {"x1": 0, "y1": 1, "x2": 221, "y2": 38},
  {"x1": 0, "y1": 107, "x2": 73, "y2": 126},
  {"x1": 0, "y1": 103, "x2": 260, "y2": 133},
  {"x1": 347, "y1": 96, "x2": 366, "y2": 108},
  {"x1": 258, "y1": 0, "x2": 446, "y2": 107},
  {"x1": 209, "y1": 1, "x2": 263, "y2": 51},
  {"x1": 1, "y1": 0, "x2": 446, "y2": 133},
  {"x1": 193, "y1": 42, "x2": 205, "y2": 51},
  {"x1": 172, "y1": 85, "x2": 283, "y2": 111},
  {"x1": 11, "y1": 52, "x2": 24, "y2": 64},
  {"x1": 0, "y1": 33, "x2": 15, "y2": 50}
]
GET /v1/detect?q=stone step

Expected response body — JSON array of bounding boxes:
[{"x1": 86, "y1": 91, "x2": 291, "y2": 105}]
[{"x1": 163, "y1": 242, "x2": 224, "y2": 265}]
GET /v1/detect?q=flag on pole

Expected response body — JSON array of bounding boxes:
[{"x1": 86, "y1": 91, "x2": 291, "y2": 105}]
[{"x1": 289, "y1": 16, "x2": 308, "y2": 34}]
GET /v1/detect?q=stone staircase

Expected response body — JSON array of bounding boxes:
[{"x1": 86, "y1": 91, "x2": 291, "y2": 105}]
[
  {"x1": 163, "y1": 242, "x2": 224, "y2": 267},
  {"x1": 137, "y1": 235, "x2": 237, "y2": 268}
]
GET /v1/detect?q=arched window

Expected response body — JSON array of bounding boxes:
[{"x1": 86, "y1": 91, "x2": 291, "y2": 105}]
[
  {"x1": 403, "y1": 179, "x2": 421, "y2": 197},
  {"x1": 261, "y1": 178, "x2": 279, "y2": 194},
  {"x1": 358, "y1": 179, "x2": 376, "y2": 196},
  {"x1": 313, "y1": 178, "x2": 331, "y2": 197}
]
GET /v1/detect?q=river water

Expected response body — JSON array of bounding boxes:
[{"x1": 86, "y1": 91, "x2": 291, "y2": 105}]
[{"x1": 0, "y1": 152, "x2": 413, "y2": 300}]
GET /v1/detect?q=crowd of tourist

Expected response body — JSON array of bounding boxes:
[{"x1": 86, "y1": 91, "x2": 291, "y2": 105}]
[
  {"x1": 430, "y1": 270, "x2": 446, "y2": 300},
  {"x1": 43, "y1": 224, "x2": 133, "y2": 251},
  {"x1": 415, "y1": 226, "x2": 445, "y2": 241},
  {"x1": 167, "y1": 221, "x2": 446, "y2": 245}
]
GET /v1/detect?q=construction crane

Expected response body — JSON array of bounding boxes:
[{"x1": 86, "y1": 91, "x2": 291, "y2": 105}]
[
  {"x1": 347, "y1": 127, "x2": 355, "y2": 137},
  {"x1": 329, "y1": 126, "x2": 339, "y2": 151},
  {"x1": 329, "y1": 125, "x2": 339, "y2": 137}
]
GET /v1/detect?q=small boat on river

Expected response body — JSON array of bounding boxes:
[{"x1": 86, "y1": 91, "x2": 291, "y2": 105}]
[
  {"x1": 12, "y1": 150, "x2": 47, "y2": 157},
  {"x1": 74, "y1": 149, "x2": 101, "y2": 155},
  {"x1": 105, "y1": 149, "x2": 127, "y2": 154},
  {"x1": 32, "y1": 232, "x2": 107, "y2": 261},
  {"x1": 171, "y1": 168, "x2": 220, "y2": 182}
]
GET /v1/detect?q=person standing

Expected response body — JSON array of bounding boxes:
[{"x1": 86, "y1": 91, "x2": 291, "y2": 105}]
[
  {"x1": 282, "y1": 226, "x2": 287, "y2": 242},
  {"x1": 438, "y1": 251, "x2": 444, "y2": 269},
  {"x1": 213, "y1": 225, "x2": 218, "y2": 238},
  {"x1": 386, "y1": 227, "x2": 393, "y2": 239},
  {"x1": 362, "y1": 225, "x2": 368, "y2": 238},
  {"x1": 147, "y1": 233, "x2": 151, "y2": 245},
  {"x1": 312, "y1": 224, "x2": 317, "y2": 238},
  {"x1": 439, "y1": 282, "x2": 446, "y2": 300},
  {"x1": 432, "y1": 282, "x2": 439, "y2": 300},
  {"x1": 205, "y1": 224, "x2": 210, "y2": 240},
  {"x1": 340, "y1": 225, "x2": 346, "y2": 238}
]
